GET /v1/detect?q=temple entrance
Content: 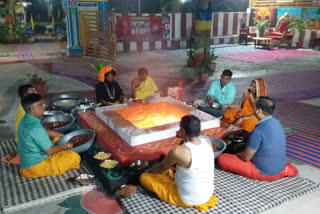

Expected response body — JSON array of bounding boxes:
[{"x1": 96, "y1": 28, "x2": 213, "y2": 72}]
[{"x1": 79, "y1": 8, "x2": 116, "y2": 60}]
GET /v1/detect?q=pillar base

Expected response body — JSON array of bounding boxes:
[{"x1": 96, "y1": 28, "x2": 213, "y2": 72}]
[{"x1": 66, "y1": 47, "x2": 83, "y2": 56}]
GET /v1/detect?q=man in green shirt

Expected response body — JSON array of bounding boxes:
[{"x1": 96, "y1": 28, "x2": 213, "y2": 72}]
[
  {"x1": 198, "y1": 70, "x2": 236, "y2": 117},
  {"x1": 18, "y1": 93, "x2": 81, "y2": 178}
]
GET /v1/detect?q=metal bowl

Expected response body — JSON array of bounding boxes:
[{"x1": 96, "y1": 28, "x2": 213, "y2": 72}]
[
  {"x1": 43, "y1": 110, "x2": 64, "y2": 117},
  {"x1": 42, "y1": 114, "x2": 75, "y2": 133},
  {"x1": 200, "y1": 135, "x2": 226, "y2": 159},
  {"x1": 227, "y1": 135, "x2": 245, "y2": 143},
  {"x1": 80, "y1": 98, "x2": 94, "y2": 105},
  {"x1": 53, "y1": 99, "x2": 80, "y2": 112},
  {"x1": 67, "y1": 174, "x2": 95, "y2": 185},
  {"x1": 71, "y1": 104, "x2": 95, "y2": 115},
  {"x1": 52, "y1": 93, "x2": 79, "y2": 101},
  {"x1": 56, "y1": 129, "x2": 96, "y2": 153},
  {"x1": 130, "y1": 160, "x2": 149, "y2": 170}
]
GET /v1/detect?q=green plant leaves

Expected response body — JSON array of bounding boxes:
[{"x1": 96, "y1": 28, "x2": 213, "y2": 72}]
[{"x1": 194, "y1": 37, "x2": 211, "y2": 49}]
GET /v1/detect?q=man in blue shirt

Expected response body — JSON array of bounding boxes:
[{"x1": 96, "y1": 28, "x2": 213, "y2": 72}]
[
  {"x1": 218, "y1": 96, "x2": 298, "y2": 181},
  {"x1": 18, "y1": 93, "x2": 81, "y2": 178},
  {"x1": 198, "y1": 70, "x2": 236, "y2": 117}
]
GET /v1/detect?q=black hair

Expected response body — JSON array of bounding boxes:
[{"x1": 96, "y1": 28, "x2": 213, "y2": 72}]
[
  {"x1": 104, "y1": 69, "x2": 117, "y2": 78},
  {"x1": 222, "y1": 69, "x2": 233, "y2": 77},
  {"x1": 180, "y1": 115, "x2": 201, "y2": 137},
  {"x1": 21, "y1": 93, "x2": 42, "y2": 113},
  {"x1": 138, "y1": 67, "x2": 148, "y2": 75},
  {"x1": 18, "y1": 84, "x2": 34, "y2": 99},
  {"x1": 256, "y1": 96, "x2": 275, "y2": 115}
]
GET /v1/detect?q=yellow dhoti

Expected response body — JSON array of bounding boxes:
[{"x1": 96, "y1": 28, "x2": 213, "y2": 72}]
[
  {"x1": 140, "y1": 168, "x2": 217, "y2": 211},
  {"x1": 135, "y1": 76, "x2": 158, "y2": 100},
  {"x1": 20, "y1": 150, "x2": 81, "y2": 178}
]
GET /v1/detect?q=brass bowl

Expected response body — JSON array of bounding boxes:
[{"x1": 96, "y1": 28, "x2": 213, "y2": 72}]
[
  {"x1": 117, "y1": 184, "x2": 137, "y2": 198},
  {"x1": 130, "y1": 160, "x2": 149, "y2": 170},
  {"x1": 53, "y1": 99, "x2": 80, "y2": 112},
  {"x1": 93, "y1": 152, "x2": 111, "y2": 160},
  {"x1": 100, "y1": 160, "x2": 119, "y2": 169}
]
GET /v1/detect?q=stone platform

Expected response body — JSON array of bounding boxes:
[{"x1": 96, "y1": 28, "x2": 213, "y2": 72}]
[{"x1": 95, "y1": 97, "x2": 220, "y2": 146}]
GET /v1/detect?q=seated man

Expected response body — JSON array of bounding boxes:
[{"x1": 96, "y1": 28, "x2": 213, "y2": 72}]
[
  {"x1": 218, "y1": 96, "x2": 298, "y2": 181},
  {"x1": 95, "y1": 69, "x2": 124, "y2": 106},
  {"x1": 15, "y1": 84, "x2": 63, "y2": 142},
  {"x1": 198, "y1": 69, "x2": 236, "y2": 117},
  {"x1": 132, "y1": 67, "x2": 158, "y2": 100},
  {"x1": 98, "y1": 65, "x2": 115, "y2": 82},
  {"x1": 18, "y1": 93, "x2": 80, "y2": 178},
  {"x1": 140, "y1": 115, "x2": 217, "y2": 211},
  {"x1": 239, "y1": 24, "x2": 250, "y2": 45}
]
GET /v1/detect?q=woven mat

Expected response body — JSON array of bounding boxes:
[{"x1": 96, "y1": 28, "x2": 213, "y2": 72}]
[
  {"x1": 0, "y1": 139, "x2": 96, "y2": 213},
  {"x1": 274, "y1": 102, "x2": 320, "y2": 140},
  {"x1": 286, "y1": 135, "x2": 320, "y2": 168},
  {"x1": 119, "y1": 169, "x2": 320, "y2": 214}
]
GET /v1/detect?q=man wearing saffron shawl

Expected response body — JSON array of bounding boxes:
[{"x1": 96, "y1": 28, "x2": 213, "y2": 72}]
[
  {"x1": 132, "y1": 67, "x2": 159, "y2": 100},
  {"x1": 95, "y1": 68, "x2": 124, "y2": 106},
  {"x1": 223, "y1": 78, "x2": 267, "y2": 132}
]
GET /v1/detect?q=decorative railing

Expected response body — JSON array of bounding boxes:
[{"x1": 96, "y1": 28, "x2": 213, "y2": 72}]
[{"x1": 249, "y1": 0, "x2": 320, "y2": 8}]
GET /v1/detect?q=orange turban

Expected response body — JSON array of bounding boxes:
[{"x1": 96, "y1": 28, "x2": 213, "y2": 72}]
[{"x1": 98, "y1": 66, "x2": 117, "y2": 82}]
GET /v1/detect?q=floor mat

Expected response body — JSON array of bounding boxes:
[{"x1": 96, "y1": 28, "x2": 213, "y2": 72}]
[
  {"x1": 0, "y1": 139, "x2": 96, "y2": 213},
  {"x1": 273, "y1": 101, "x2": 320, "y2": 168},
  {"x1": 286, "y1": 135, "x2": 320, "y2": 168},
  {"x1": 119, "y1": 169, "x2": 320, "y2": 214},
  {"x1": 18, "y1": 42, "x2": 61, "y2": 60},
  {"x1": 274, "y1": 102, "x2": 320, "y2": 140},
  {"x1": 220, "y1": 49, "x2": 320, "y2": 63}
]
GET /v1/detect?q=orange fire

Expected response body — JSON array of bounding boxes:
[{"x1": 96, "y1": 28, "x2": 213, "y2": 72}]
[{"x1": 115, "y1": 102, "x2": 189, "y2": 129}]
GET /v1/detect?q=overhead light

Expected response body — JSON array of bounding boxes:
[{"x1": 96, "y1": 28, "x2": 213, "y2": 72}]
[
  {"x1": 23, "y1": 2, "x2": 27, "y2": 7},
  {"x1": 180, "y1": 0, "x2": 187, "y2": 3}
]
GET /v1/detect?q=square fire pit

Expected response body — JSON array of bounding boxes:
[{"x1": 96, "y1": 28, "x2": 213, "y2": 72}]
[{"x1": 95, "y1": 97, "x2": 220, "y2": 146}]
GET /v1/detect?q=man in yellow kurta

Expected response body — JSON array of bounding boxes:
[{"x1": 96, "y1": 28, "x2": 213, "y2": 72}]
[
  {"x1": 18, "y1": 93, "x2": 80, "y2": 178},
  {"x1": 132, "y1": 67, "x2": 158, "y2": 100},
  {"x1": 15, "y1": 84, "x2": 63, "y2": 143},
  {"x1": 15, "y1": 84, "x2": 38, "y2": 141}
]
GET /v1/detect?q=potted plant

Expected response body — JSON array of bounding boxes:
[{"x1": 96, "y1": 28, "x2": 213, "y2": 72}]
[
  {"x1": 28, "y1": 74, "x2": 47, "y2": 96},
  {"x1": 186, "y1": 46, "x2": 195, "y2": 67},
  {"x1": 0, "y1": 26, "x2": 9, "y2": 43},
  {"x1": 208, "y1": 49, "x2": 217, "y2": 75},
  {"x1": 15, "y1": 24, "x2": 28, "y2": 43},
  {"x1": 255, "y1": 20, "x2": 270, "y2": 37},
  {"x1": 289, "y1": 17, "x2": 305, "y2": 49},
  {"x1": 90, "y1": 60, "x2": 107, "y2": 76},
  {"x1": 198, "y1": 49, "x2": 217, "y2": 81}
]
